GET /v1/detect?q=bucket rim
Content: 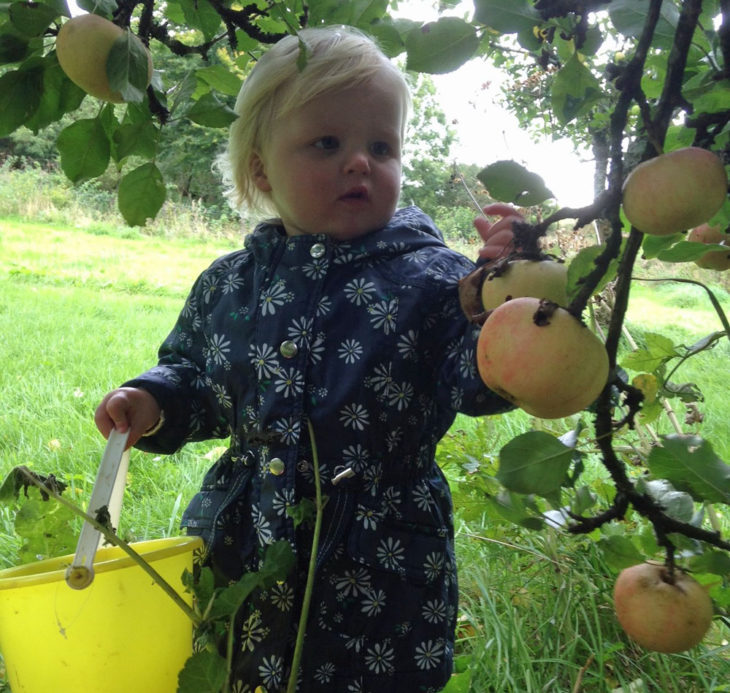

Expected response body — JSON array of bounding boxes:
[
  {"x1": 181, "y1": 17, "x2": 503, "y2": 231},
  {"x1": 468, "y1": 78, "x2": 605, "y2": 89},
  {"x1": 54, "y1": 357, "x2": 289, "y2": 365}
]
[{"x1": 0, "y1": 535, "x2": 203, "y2": 590}]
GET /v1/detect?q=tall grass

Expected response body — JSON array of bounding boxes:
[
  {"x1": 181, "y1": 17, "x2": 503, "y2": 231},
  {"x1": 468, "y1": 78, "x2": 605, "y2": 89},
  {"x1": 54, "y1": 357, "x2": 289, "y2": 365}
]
[{"x1": 1, "y1": 168, "x2": 729, "y2": 691}]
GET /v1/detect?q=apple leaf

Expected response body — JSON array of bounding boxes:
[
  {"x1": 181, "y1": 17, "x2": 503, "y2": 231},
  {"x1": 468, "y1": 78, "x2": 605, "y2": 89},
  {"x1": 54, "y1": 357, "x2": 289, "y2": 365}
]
[
  {"x1": 0, "y1": 65, "x2": 43, "y2": 136},
  {"x1": 25, "y1": 60, "x2": 85, "y2": 133},
  {"x1": 472, "y1": 0, "x2": 541, "y2": 34},
  {"x1": 177, "y1": 0, "x2": 222, "y2": 42},
  {"x1": 656, "y1": 240, "x2": 727, "y2": 263},
  {"x1": 640, "y1": 231, "x2": 683, "y2": 259},
  {"x1": 8, "y1": 1, "x2": 59, "y2": 38},
  {"x1": 597, "y1": 535, "x2": 644, "y2": 572},
  {"x1": 689, "y1": 550, "x2": 730, "y2": 577},
  {"x1": 487, "y1": 489, "x2": 545, "y2": 530},
  {"x1": 647, "y1": 435, "x2": 730, "y2": 505},
  {"x1": 566, "y1": 244, "x2": 619, "y2": 301},
  {"x1": 177, "y1": 650, "x2": 227, "y2": 693},
  {"x1": 196, "y1": 64, "x2": 243, "y2": 97},
  {"x1": 118, "y1": 162, "x2": 166, "y2": 226},
  {"x1": 477, "y1": 160, "x2": 554, "y2": 206},
  {"x1": 307, "y1": 0, "x2": 389, "y2": 30},
  {"x1": 497, "y1": 431, "x2": 572, "y2": 497},
  {"x1": 636, "y1": 478, "x2": 695, "y2": 523},
  {"x1": 186, "y1": 92, "x2": 238, "y2": 128},
  {"x1": 57, "y1": 117, "x2": 111, "y2": 183},
  {"x1": 551, "y1": 53, "x2": 603, "y2": 125},
  {"x1": 405, "y1": 17, "x2": 479, "y2": 74},
  {"x1": 621, "y1": 332, "x2": 678, "y2": 373},
  {"x1": 107, "y1": 31, "x2": 149, "y2": 104},
  {"x1": 609, "y1": 0, "x2": 680, "y2": 48},
  {"x1": 113, "y1": 118, "x2": 159, "y2": 162}
]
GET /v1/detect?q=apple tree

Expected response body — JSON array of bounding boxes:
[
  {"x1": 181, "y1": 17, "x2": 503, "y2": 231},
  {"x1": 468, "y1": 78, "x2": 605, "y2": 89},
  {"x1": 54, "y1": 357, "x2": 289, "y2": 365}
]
[{"x1": 1, "y1": 0, "x2": 729, "y2": 659}]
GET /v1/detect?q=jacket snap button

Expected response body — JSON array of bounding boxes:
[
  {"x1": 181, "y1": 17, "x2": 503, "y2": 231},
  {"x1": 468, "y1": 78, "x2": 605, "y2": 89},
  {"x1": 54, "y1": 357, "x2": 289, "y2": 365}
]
[
  {"x1": 279, "y1": 340, "x2": 298, "y2": 358},
  {"x1": 310, "y1": 242, "x2": 326, "y2": 258},
  {"x1": 269, "y1": 458, "x2": 285, "y2": 475}
]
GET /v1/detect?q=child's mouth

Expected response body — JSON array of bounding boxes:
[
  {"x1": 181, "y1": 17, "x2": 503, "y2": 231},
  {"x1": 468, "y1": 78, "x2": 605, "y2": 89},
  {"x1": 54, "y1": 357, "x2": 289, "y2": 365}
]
[{"x1": 340, "y1": 186, "x2": 369, "y2": 201}]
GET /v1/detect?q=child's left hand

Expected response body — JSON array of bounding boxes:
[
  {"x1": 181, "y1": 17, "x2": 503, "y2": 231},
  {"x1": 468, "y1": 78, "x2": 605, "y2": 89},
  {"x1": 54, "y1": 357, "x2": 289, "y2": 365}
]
[{"x1": 474, "y1": 203, "x2": 524, "y2": 261}]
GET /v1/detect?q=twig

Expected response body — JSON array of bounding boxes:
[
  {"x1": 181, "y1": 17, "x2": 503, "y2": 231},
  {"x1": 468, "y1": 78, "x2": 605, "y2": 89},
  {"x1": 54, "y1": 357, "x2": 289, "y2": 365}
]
[{"x1": 19, "y1": 468, "x2": 201, "y2": 627}]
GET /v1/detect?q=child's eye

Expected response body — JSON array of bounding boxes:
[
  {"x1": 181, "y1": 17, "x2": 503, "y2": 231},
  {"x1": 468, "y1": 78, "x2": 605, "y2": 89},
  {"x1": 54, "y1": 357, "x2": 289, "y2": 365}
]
[
  {"x1": 314, "y1": 136, "x2": 339, "y2": 151},
  {"x1": 370, "y1": 141, "x2": 393, "y2": 157}
]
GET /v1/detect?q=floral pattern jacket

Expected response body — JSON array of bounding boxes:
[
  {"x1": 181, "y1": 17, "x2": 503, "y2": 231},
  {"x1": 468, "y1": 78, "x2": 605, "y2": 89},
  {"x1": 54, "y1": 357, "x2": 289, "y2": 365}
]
[{"x1": 128, "y1": 207, "x2": 511, "y2": 692}]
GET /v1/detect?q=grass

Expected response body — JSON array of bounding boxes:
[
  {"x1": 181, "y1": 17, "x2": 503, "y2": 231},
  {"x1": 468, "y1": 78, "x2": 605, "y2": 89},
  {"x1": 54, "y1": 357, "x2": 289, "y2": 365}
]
[{"x1": 1, "y1": 183, "x2": 730, "y2": 691}]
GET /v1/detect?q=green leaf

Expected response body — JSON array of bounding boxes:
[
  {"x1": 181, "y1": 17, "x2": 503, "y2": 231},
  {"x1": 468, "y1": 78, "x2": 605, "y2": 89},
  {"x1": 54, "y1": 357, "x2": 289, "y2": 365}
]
[
  {"x1": 622, "y1": 332, "x2": 678, "y2": 372},
  {"x1": 196, "y1": 65, "x2": 242, "y2": 97},
  {"x1": 597, "y1": 535, "x2": 644, "y2": 572},
  {"x1": 118, "y1": 162, "x2": 166, "y2": 226},
  {"x1": 640, "y1": 231, "x2": 683, "y2": 259},
  {"x1": 648, "y1": 435, "x2": 730, "y2": 505},
  {"x1": 689, "y1": 550, "x2": 730, "y2": 577},
  {"x1": 473, "y1": 0, "x2": 541, "y2": 34},
  {"x1": 209, "y1": 572, "x2": 261, "y2": 620},
  {"x1": 113, "y1": 119, "x2": 159, "y2": 161},
  {"x1": 307, "y1": 0, "x2": 388, "y2": 29},
  {"x1": 551, "y1": 53, "x2": 603, "y2": 125},
  {"x1": 0, "y1": 64, "x2": 43, "y2": 136},
  {"x1": 57, "y1": 117, "x2": 110, "y2": 183},
  {"x1": 656, "y1": 240, "x2": 727, "y2": 263},
  {"x1": 497, "y1": 431, "x2": 572, "y2": 497},
  {"x1": 487, "y1": 489, "x2": 545, "y2": 530},
  {"x1": 0, "y1": 32, "x2": 31, "y2": 64},
  {"x1": 15, "y1": 497, "x2": 77, "y2": 563},
  {"x1": 107, "y1": 31, "x2": 149, "y2": 104},
  {"x1": 609, "y1": 0, "x2": 679, "y2": 47},
  {"x1": 405, "y1": 17, "x2": 479, "y2": 74},
  {"x1": 177, "y1": 650, "x2": 227, "y2": 693},
  {"x1": 566, "y1": 244, "x2": 618, "y2": 301},
  {"x1": 25, "y1": 58, "x2": 85, "y2": 133},
  {"x1": 177, "y1": 0, "x2": 222, "y2": 42},
  {"x1": 8, "y1": 1, "x2": 59, "y2": 37},
  {"x1": 477, "y1": 160, "x2": 553, "y2": 205},
  {"x1": 186, "y1": 92, "x2": 238, "y2": 128}
]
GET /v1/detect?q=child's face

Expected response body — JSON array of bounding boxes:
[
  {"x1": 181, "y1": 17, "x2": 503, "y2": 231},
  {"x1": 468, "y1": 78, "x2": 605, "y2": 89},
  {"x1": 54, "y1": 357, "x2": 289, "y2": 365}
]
[{"x1": 252, "y1": 72, "x2": 404, "y2": 240}]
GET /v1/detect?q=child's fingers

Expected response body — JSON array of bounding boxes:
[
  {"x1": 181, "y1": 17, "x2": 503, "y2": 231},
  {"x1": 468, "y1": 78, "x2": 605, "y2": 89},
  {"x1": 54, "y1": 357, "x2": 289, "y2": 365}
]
[
  {"x1": 481, "y1": 202, "x2": 521, "y2": 218},
  {"x1": 479, "y1": 229, "x2": 515, "y2": 260}
]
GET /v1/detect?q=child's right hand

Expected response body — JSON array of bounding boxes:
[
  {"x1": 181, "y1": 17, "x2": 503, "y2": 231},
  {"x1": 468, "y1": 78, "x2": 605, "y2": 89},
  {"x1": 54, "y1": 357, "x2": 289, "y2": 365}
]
[
  {"x1": 94, "y1": 387, "x2": 161, "y2": 449},
  {"x1": 474, "y1": 203, "x2": 525, "y2": 261}
]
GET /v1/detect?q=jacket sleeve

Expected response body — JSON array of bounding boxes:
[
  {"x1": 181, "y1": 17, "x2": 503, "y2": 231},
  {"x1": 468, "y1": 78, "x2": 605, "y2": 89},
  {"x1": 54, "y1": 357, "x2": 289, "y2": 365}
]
[
  {"x1": 122, "y1": 268, "x2": 231, "y2": 454},
  {"x1": 427, "y1": 249, "x2": 515, "y2": 418}
]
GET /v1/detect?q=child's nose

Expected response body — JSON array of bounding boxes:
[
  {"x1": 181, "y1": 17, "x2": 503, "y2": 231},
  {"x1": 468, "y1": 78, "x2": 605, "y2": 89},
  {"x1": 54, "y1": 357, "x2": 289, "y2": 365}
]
[{"x1": 345, "y1": 150, "x2": 371, "y2": 175}]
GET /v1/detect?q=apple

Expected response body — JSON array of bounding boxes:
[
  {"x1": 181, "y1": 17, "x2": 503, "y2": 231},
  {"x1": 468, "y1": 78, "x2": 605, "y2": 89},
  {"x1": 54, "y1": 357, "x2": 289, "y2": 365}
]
[
  {"x1": 476, "y1": 297, "x2": 609, "y2": 419},
  {"x1": 613, "y1": 562, "x2": 713, "y2": 653},
  {"x1": 480, "y1": 259, "x2": 569, "y2": 310},
  {"x1": 687, "y1": 223, "x2": 730, "y2": 271},
  {"x1": 622, "y1": 147, "x2": 728, "y2": 236},
  {"x1": 56, "y1": 14, "x2": 152, "y2": 103}
]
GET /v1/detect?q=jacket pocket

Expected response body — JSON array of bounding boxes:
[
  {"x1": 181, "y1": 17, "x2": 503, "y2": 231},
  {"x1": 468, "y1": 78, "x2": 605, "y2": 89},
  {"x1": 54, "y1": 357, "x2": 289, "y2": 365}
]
[{"x1": 346, "y1": 517, "x2": 450, "y2": 586}]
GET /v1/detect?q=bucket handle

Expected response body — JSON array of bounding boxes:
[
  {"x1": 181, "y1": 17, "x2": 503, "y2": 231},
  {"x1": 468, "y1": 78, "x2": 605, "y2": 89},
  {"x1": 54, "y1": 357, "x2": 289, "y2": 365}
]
[{"x1": 65, "y1": 428, "x2": 130, "y2": 590}]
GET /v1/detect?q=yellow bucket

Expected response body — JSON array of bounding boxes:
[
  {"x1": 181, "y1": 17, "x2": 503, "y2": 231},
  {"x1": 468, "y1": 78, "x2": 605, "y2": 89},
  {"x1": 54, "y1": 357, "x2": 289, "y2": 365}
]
[{"x1": 0, "y1": 535, "x2": 202, "y2": 693}]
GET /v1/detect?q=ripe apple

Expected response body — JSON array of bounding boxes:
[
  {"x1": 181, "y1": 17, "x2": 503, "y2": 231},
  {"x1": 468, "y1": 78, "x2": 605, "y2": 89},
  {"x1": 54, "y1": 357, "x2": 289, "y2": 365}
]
[
  {"x1": 480, "y1": 259, "x2": 569, "y2": 310},
  {"x1": 622, "y1": 147, "x2": 728, "y2": 236},
  {"x1": 56, "y1": 14, "x2": 152, "y2": 103},
  {"x1": 476, "y1": 297, "x2": 609, "y2": 418},
  {"x1": 687, "y1": 223, "x2": 730, "y2": 271},
  {"x1": 613, "y1": 562, "x2": 713, "y2": 653}
]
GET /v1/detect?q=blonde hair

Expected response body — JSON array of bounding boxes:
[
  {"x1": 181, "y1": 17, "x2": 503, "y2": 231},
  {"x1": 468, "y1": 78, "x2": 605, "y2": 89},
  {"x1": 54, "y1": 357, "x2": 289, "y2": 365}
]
[{"x1": 218, "y1": 26, "x2": 411, "y2": 215}]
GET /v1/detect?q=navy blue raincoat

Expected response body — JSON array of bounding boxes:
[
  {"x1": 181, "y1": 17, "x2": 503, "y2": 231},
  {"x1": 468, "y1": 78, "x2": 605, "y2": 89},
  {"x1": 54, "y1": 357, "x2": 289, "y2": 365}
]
[{"x1": 128, "y1": 207, "x2": 511, "y2": 692}]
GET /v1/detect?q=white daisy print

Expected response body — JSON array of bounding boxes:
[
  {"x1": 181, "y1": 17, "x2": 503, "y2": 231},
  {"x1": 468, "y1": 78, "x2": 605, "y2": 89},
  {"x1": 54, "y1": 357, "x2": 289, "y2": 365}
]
[
  {"x1": 368, "y1": 298, "x2": 398, "y2": 334},
  {"x1": 387, "y1": 381, "x2": 413, "y2": 410},
  {"x1": 414, "y1": 639, "x2": 444, "y2": 670},
  {"x1": 355, "y1": 504, "x2": 380, "y2": 530},
  {"x1": 303, "y1": 258, "x2": 328, "y2": 279},
  {"x1": 258, "y1": 655, "x2": 284, "y2": 687},
  {"x1": 269, "y1": 581, "x2": 294, "y2": 611},
  {"x1": 338, "y1": 338, "x2": 363, "y2": 364},
  {"x1": 205, "y1": 333, "x2": 230, "y2": 366},
  {"x1": 314, "y1": 662, "x2": 336, "y2": 684},
  {"x1": 240, "y1": 610, "x2": 268, "y2": 652},
  {"x1": 259, "y1": 280, "x2": 290, "y2": 316},
  {"x1": 271, "y1": 416, "x2": 300, "y2": 445},
  {"x1": 397, "y1": 329, "x2": 419, "y2": 359},
  {"x1": 376, "y1": 536, "x2": 405, "y2": 571},
  {"x1": 339, "y1": 404, "x2": 369, "y2": 430},
  {"x1": 344, "y1": 278, "x2": 376, "y2": 305},
  {"x1": 249, "y1": 343, "x2": 278, "y2": 379},
  {"x1": 252, "y1": 505, "x2": 272, "y2": 545},
  {"x1": 361, "y1": 588, "x2": 387, "y2": 616},
  {"x1": 422, "y1": 598, "x2": 446, "y2": 624},
  {"x1": 274, "y1": 367, "x2": 304, "y2": 397},
  {"x1": 423, "y1": 552, "x2": 445, "y2": 582},
  {"x1": 364, "y1": 641, "x2": 394, "y2": 675},
  {"x1": 334, "y1": 567, "x2": 371, "y2": 597}
]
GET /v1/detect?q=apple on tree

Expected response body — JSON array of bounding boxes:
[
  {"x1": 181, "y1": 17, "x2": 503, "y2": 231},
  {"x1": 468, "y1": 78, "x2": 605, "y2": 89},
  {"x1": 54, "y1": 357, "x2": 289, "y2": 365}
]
[
  {"x1": 687, "y1": 223, "x2": 730, "y2": 271},
  {"x1": 613, "y1": 562, "x2": 714, "y2": 654},
  {"x1": 476, "y1": 297, "x2": 609, "y2": 419},
  {"x1": 56, "y1": 14, "x2": 153, "y2": 103},
  {"x1": 480, "y1": 258, "x2": 569, "y2": 310},
  {"x1": 622, "y1": 147, "x2": 728, "y2": 236}
]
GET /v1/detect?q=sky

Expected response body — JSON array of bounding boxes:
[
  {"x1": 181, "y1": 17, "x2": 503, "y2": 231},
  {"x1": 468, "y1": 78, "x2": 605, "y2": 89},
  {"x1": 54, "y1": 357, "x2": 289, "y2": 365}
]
[{"x1": 395, "y1": 1, "x2": 596, "y2": 208}]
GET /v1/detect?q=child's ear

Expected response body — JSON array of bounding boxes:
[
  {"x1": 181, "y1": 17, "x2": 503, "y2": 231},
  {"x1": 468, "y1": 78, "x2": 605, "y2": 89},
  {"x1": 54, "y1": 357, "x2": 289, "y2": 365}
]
[{"x1": 250, "y1": 153, "x2": 272, "y2": 192}]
